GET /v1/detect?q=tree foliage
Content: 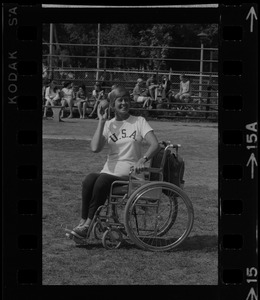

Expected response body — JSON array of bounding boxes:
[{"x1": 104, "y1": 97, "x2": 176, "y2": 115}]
[{"x1": 42, "y1": 23, "x2": 218, "y2": 72}]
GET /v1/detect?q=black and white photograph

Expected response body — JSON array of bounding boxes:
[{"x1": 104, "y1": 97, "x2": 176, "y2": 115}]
[
  {"x1": 2, "y1": 2, "x2": 258, "y2": 298},
  {"x1": 42, "y1": 14, "x2": 219, "y2": 285}
]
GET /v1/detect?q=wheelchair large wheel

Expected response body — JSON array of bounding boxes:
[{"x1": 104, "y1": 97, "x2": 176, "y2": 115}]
[{"x1": 124, "y1": 181, "x2": 194, "y2": 252}]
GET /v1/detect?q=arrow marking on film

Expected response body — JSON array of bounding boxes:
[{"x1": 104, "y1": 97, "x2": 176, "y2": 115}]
[
  {"x1": 246, "y1": 153, "x2": 258, "y2": 179},
  {"x1": 246, "y1": 7, "x2": 258, "y2": 33},
  {"x1": 246, "y1": 287, "x2": 258, "y2": 300}
]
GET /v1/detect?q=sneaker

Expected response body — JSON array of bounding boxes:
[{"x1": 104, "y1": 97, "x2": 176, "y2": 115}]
[
  {"x1": 71, "y1": 225, "x2": 89, "y2": 239},
  {"x1": 74, "y1": 219, "x2": 85, "y2": 228}
]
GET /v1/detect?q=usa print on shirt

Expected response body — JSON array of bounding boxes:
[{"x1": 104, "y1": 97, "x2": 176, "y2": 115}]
[{"x1": 100, "y1": 115, "x2": 153, "y2": 177}]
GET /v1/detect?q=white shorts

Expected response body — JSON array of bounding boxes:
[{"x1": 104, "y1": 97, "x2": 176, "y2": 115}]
[{"x1": 136, "y1": 96, "x2": 147, "y2": 103}]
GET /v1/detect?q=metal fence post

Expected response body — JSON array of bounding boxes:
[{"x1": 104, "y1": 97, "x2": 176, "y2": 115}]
[
  {"x1": 96, "y1": 23, "x2": 100, "y2": 81},
  {"x1": 49, "y1": 23, "x2": 53, "y2": 79},
  {"x1": 197, "y1": 32, "x2": 208, "y2": 99},
  {"x1": 199, "y1": 42, "x2": 204, "y2": 99}
]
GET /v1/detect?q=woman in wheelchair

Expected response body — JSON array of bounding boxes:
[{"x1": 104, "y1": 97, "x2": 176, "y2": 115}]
[{"x1": 70, "y1": 85, "x2": 161, "y2": 240}]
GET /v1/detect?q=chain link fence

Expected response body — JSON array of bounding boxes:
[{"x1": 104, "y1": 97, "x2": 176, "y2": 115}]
[{"x1": 45, "y1": 67, "x2": 216, "y2": 93}]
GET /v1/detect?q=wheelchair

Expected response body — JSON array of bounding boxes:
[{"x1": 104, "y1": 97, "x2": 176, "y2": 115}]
[{"x1": 66, "y1": 141, "x2": 194, "y2": 252}]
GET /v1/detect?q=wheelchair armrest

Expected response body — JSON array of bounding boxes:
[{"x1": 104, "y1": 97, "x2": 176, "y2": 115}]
[
  {"x1": 144, "y1": 167, "x2": 163, "y2": 173},
  {"x1": 129, "y1": 166, "x2": 163, "y2": 176},
  {"x1": 110, "y1": 180, "x2": 129, "y2": 197},
  {"x1": 111, "y1": 180, "x2": 129, "y2": 190}
]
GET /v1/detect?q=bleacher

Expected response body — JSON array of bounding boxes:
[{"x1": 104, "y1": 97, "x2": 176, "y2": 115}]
[{"x1": 43, "y1": 72, "x2": 218, "y2": 121}]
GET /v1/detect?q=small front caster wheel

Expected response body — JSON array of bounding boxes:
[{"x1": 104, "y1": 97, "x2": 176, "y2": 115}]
[
  {"x1": 102, "y1": 228, "x2": 122, "y2": 249},
  {"x1": 92, "y1": 222, "x2": 106, "y2": 240}
]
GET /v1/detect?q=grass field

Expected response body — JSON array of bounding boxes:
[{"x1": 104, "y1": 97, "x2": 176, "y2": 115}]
[{"x1": 43, "y1": 118, "x2": 218, "y2": 285}]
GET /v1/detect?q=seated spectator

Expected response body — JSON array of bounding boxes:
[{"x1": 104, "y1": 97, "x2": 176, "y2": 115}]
[
  {"x1": 60, "y1": 81, "x2": 75, "y2": 119},
  {"x1": 167, "y1": 83, "x2": 176, "y2": 103},
  {"x1": 99, "y1": 71, "x2": 109, "y2": 93},
  {"x1": 107, "y1": 83, "x2": 119, "y2": 119},
  {"x1": 107, "y1": 83, "x2": 119, "y2": 101},
  {"x1": 75, "y1": 84, "x2": 88, "y2": 119},
  {"x1": 67, "y1": 71, "x2": 75, "y2": 80},
  {"x1": 42, "y1": 78, "x2": 50, "y2": 105},
  {"x1": 89, "y1": 82, "x2": 105, "y2": 118},
  {"x1": 146, "y1": 74, "x2": 159, "y2": 100},
  {"x1": 133, "y1": 78, "x2": 152, "y2": 108},
  {"x1": 174, "y1": 74, "x2": 191, "y2": 103},
  {"x1": 160, "y1": 75, "x2": 172, "y2": 100},
  {"x1": 43, "y1": 80, "x2": 61, "y2": 119}
]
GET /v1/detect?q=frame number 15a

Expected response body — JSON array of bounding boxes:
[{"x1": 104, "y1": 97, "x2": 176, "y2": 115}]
[{"x1": 246, "y1": 122, "x2": 258, "y2": 179}]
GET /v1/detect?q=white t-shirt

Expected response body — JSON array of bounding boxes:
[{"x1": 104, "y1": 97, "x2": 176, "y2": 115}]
[
  {"x1": 45, "y1": 86, "x2": 60, "y2": 101},
  {"x1": 61, "y1": 87, "x2": 74, "y2": 101},
  {"x1": 180, "y1": 80, "x2": 190, "y2": 94},
  {"x1": 100, "y1": 115, "x2": 153, "y2": 177},
  {"x1": 92, "y1": 89, "x2": 104, "y2": 99}
]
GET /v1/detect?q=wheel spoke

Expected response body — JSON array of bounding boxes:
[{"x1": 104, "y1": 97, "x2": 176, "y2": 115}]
[{"x1": 124, "y1": 182, "x2": 194, "y2": 251}]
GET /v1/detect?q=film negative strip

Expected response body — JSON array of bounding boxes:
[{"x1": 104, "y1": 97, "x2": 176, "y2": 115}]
[
  {"x1": 2, "y1": 3, "x2": 258, "y2": 299},
  {"x1": 219, "y1": 4, "x2": 258, "y2": 300}
]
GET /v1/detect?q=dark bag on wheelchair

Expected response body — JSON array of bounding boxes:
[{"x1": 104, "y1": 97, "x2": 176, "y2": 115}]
[{"x1": 150, "y1": 146, "x2": 185, "y2": 189}]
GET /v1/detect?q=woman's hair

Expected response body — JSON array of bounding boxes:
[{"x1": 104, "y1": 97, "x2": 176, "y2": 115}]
[
  {"x1": 109, "y1": 85, "x2": 130, "y2": 107},
  {"x1": 180, "y1": 73, "x2": 189, "y2": 80},
  {"x1": 48, "y1": 80, "x2": 59, "y2": 92},
  {"x1": 53, "y1": 86, "x2": 59, "y2": 93},
  {"x1": 43, "y1": 78, "x2": 51, "y2": 85},
  {"x1": 78, "y1": 84, "x2": 86, "y2": 91},
  {"x1": 111, "y1": 83, "x2": 119, "y2": 90},
  {"x1": 94, "y1": 82, "x2": 102, "y2": 91},
  {"x1": 63, "y1": 81, "x2": 72, "y2": 88}
]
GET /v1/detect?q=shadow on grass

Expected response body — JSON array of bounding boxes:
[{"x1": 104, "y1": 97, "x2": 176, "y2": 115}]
[
  {"x1": 173, "y1": 234, "x2": 217, "y2": 252},
  {"x1": 75, "y1": 234, "x2": 217, "y2": 252}
]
